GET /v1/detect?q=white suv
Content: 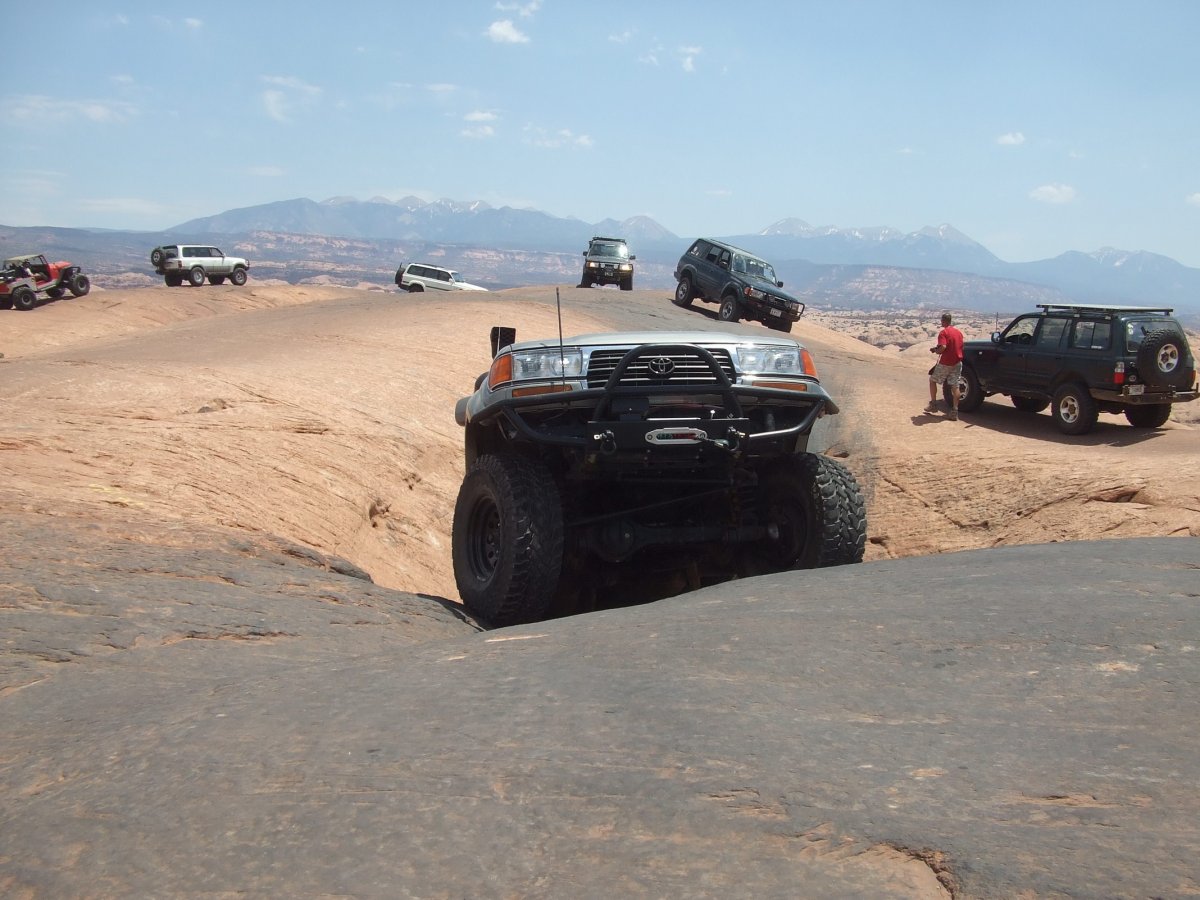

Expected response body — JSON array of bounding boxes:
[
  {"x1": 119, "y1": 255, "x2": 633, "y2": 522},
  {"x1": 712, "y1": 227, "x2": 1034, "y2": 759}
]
[
  {"x1": 395, "y1": 262, "x2": 488, "y2": 293},
  {"x1": 151, "y1": 244, "x2": 251, "y2": 287}
]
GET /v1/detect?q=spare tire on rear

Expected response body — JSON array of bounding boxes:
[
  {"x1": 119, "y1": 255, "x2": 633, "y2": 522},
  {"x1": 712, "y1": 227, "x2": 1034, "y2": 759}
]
[{"x1": 1137, "y1": 329, "x2": 1192, "y2": 389}]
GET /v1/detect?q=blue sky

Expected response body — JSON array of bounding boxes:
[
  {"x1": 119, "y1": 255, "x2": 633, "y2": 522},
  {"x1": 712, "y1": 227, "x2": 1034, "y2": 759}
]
[{"x1": 4, "y1": 1, "x2": 1199, "y2": 266}]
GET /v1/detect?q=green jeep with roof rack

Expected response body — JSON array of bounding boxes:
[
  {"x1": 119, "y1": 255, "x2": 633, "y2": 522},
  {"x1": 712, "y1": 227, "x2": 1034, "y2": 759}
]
[{"x1": 955, "y1": 303, "x2": 1197, "y2": 434}]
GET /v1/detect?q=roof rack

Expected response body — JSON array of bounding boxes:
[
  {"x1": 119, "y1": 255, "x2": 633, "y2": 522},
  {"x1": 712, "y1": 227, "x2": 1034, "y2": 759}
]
[{"x1": 1036, "y1": 303, "x2": 1174, "y2": 316}]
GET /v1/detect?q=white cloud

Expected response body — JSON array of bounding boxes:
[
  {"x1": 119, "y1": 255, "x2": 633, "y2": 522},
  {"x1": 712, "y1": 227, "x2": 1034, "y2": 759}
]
[
  {"x1": 997, "y1": 131, "x2": 1025, "y2": 146},
  {"x1": 462, "y1": 125, "x2": 495, "y2": 139},
  {"x1": 1029, "y1": 183, "x2": 1077, "y2": 204},
  {"x1": 465, "y1": 110, "x2": 498, "y2": 122},
  {"x1": 1187, "y1": 192, "x2": 1200, "y2": 207},
  {"x1": 495, "y1": 0, "x2": 540, "y2": 15},
  {"x1": 259, "y1": 76, "x2": 321, "y2": 123},
  {"x1": 184, "y1": 18, "x2": 203, "y2": 29},
  {"x1": 524, "y1": 125, "x2": 593, "y2": 149},
  {"x1": 425, "y1": 83, "x2": 457, "y2": 94},
  {"x1": 609, "y1": 29, "x2": 634, "y2": 43},
  {"x1": 6, "y1": 95, "x2": 137, "y2": 124},
  {"x1": 486, "y1": 20, "x2": 529, "y2": 43},
  {"x1": 679, "y1": 45, "x2": 702, "y2": 72}
]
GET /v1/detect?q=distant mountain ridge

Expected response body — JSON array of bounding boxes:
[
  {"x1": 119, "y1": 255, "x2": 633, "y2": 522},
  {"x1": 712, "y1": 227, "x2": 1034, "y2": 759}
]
[
  {"x1": 167, "y1": 196, "x2": 1200, "y2": 315},
  {"x1": 2, "y1": 196, "x2": 1197, "y2": 322}
]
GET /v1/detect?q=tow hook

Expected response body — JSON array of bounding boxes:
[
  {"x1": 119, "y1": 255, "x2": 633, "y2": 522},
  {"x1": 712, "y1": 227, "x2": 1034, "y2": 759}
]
[{"x1": 592, "y1": 430, "x2": 617, "y2": 454}]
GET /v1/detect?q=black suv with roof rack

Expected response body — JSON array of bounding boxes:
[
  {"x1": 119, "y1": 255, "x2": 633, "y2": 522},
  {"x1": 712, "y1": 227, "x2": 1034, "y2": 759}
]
[
  {"x1": 955, "y1": 303, "x2": 1197, "y2": 434},
  {"x1": 672, "y1": 238, "x2": 804, "y2": 333},
  {"x1": 579, "y1": 236, "x2": 635, "y2": 290}
]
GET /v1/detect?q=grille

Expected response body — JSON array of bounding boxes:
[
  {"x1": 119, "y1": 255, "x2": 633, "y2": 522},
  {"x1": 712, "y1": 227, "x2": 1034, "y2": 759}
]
[{"x1": 586, "y1": 348, "x2": 736, "y2": 388}]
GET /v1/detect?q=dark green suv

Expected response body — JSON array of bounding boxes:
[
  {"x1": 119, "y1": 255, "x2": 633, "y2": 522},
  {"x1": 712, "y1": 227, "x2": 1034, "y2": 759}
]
[
  {"x1": 672, "y1": 238, "x2": 804, "y2": 333},
  {"x1": 956, "y1": 303, "x2": 1197, "y2": 434},
  {"x1": 579, "y1": 236, "x2": 634, "y2": 290}
]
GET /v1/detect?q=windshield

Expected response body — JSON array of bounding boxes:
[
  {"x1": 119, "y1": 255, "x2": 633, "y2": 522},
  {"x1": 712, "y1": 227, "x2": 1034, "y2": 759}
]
[
  {"x1": 734, "y1": 255, "x2": 776, "y2": 283},
  {"x1": 590, "y1": 242, "x2": 628, "y2": 259},
  {"x1": 449, "y1": 271, "x2": 464, "y2": 282}
]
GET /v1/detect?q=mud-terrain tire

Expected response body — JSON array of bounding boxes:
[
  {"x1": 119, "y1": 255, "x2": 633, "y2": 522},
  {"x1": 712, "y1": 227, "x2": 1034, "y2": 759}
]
[
  {"x1": 744, "y1": 453, "x2": 866, "y2": 574},
  {"x1": 1137, "y1": 329, "x2": 1191, "y2": 389},
  {"x1": 188, "y1": 267, "x2": 206, "y2": 287},
  {"x1": 407, "y1": 283, "x2": 424, "y2": 293},
  {"x1": 672, "y1": 276, "x2": 693, "y2": 308},
  {"x1": 718, "y1": 295, "x2": 741, "y2": 323},
  {"x1": 1052, "y1": 382, "x2": 1099, "y2": 435},
  {"x1": 69, "y1": 274, "x2": 91, "y2": 297},
  {"x1": 12, "y1": 286, "x2": 37, "y2": 311},
  {"x1": 208, "y1": 275, "x2": 226, "y2": 285},
  {"x1": 620, "y1": 276, "x2": 632, "y2": 291},
  {"x1": 0, "y1": 296, "x2": 12, "y2": 310},
  {"x1": 1125, "y1": 404, "x2": 1171, "y2": 428},
  {"x1": 229, "y1": 267, "x2": 248, "y2": 286},
  {"x1": 164, "y1": 273, "x2": 184, "y2": 287},
  {"x1": 47, "y1": 287, "x2": 65, "y2": 299},
  {"x1": 1012, "y1": 396, "x2": 1049, "y2": 413},
  {"x1": 453, "y1": 453, "x2": 564, "y2": 627},
  {"x1": 952, "y1": 365, "x2": 984, "y2": 412},
  {"x1": 150, "y1": 247, "x2": 165, "y2": 267},
  {"x1": 578, "y1": 274, "x2": 591, "y2": 288}
]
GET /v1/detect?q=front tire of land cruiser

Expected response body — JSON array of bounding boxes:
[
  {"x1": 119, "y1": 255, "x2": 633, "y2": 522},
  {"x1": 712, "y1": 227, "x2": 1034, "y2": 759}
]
[
  {"x1": 1052, "y1": 382, "x2": 1099, "y2": 435},
  {"x1": 951, "y1": 365, "x2": 984, "y2": 412},
  {"x1": 1125, "y1": 404, "x2": 1171, "y2": 428},
  {"x1": 452, "y1": 453, "x2": 564, "y2": 628},
  {"x1": 743, "y1": 453, "x2": 866, "y2": 575},
  {"x1": 672, "y1": 276, "x2": 694, "y2": 308},
  {"x1": 718, "y1": 295, "x2": 741, "y2": 323},
  {"x1": 229, "y1": 267, "x2": 248, "y2": 286}
]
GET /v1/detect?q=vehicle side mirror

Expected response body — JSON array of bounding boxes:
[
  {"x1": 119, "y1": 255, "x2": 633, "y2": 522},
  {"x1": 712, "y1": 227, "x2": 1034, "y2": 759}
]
[
  {"x1": 491, "y1": 326, "x2": 516, "y2": 357},
  {"x1": 582, "y1": 251, "x2": 588, "y2": 257},
  {"x1": 991, "y1": 331, "x2": 1001, "y2": 343},
  {"x1": 777, "y1": 281, "x2": 784, "y2": 288},
  {"x1": 630, "y1": 255, "x2": 636, "y2": 260}
]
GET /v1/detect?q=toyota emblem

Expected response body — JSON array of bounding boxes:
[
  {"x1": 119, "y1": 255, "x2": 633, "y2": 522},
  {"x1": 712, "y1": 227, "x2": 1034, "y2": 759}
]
[{"x1": 647, "y1": 357, "x2": 675, "y2": 376}]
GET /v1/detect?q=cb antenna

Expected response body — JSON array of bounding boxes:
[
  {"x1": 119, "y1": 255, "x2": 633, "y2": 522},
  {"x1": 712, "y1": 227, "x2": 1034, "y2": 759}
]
[{"x1": 556, "y1": 286, "x2": 566, "y2": 385}]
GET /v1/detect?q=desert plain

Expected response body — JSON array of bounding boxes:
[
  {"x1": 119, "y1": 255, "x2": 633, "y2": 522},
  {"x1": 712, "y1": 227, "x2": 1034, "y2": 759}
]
[{"x1": 2, "y1": 282, "x2": 1199, "y2": 897}]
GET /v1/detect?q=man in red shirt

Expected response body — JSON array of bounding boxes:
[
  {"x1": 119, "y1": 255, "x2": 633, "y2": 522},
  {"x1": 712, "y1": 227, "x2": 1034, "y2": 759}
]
[{"x1": 926, "y1": 312, "x2": 965, "y2": 420}]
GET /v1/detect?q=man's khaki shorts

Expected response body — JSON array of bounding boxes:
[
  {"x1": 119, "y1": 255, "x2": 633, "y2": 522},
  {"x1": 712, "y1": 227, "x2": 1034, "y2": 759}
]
[{"x1": 930, "y1": 362, "x2": 963, "y2": 385}]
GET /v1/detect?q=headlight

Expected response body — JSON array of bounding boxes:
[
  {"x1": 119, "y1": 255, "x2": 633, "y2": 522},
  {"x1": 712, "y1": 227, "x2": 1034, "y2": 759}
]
[
  {"x1": 587, "y1": 261, "x2": 599, "y2": 268},
  {"x1": 619, "y1": 263, "x2": 632, "y2": 272},
  {"x1": 736, "y1": 345, "x2": 803, "y2": 374},
  {"x1": 743, "y1": 286, "x2": 765, "y2": 300},
  {"x1": 510, "y1": 348, "x2": 584, "y2": 381}
]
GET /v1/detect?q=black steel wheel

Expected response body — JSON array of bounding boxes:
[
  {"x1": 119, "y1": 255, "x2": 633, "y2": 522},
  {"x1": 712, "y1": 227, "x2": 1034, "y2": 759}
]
[
  {"x1": 69, "y1": 274, "x2": 90, "y2": 297},
  {"x1": 12, "y1": 286, "x2": 37, "y2": 311},
  {"x1": 452, "y1": 453, "x2": 564, "y2": 627},
  {"x1": 744, "y1": 453, "x2": 867, "y2": 574},
  {"x1": 1051, "y1": 382, "x2": 1099, "y2": 435}
]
